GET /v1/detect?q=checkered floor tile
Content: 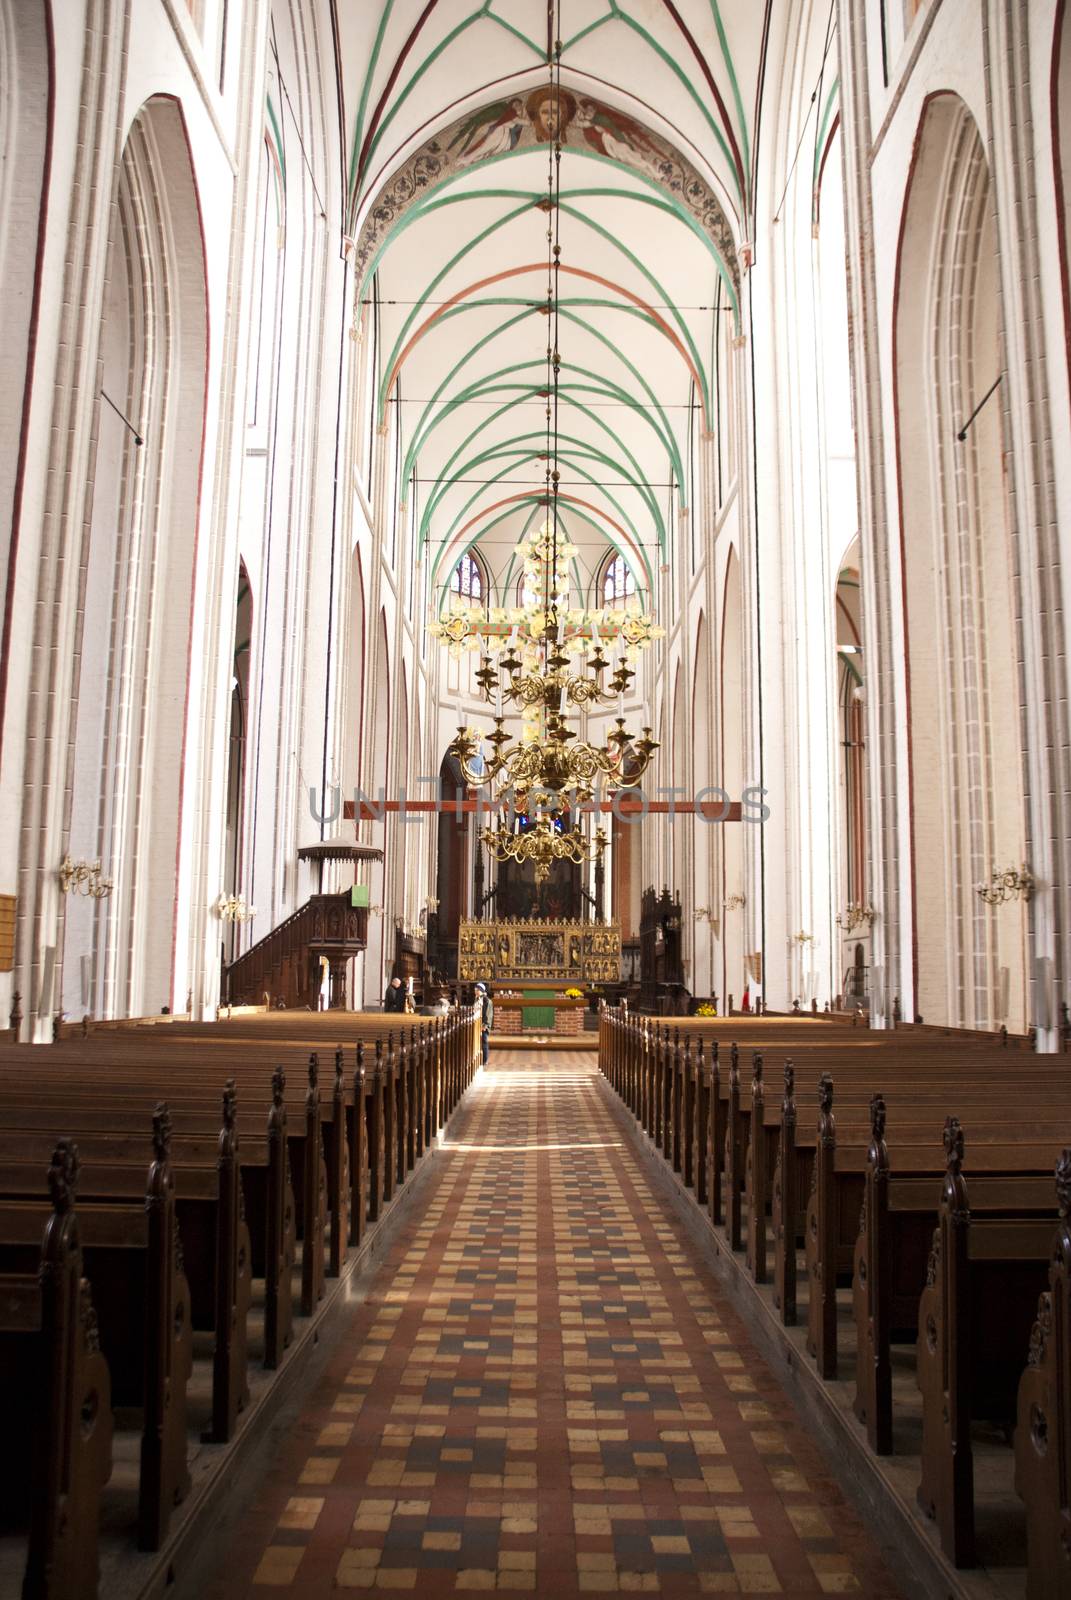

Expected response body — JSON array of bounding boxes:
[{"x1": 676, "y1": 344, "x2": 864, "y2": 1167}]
[{"x1": 200, "y1": 1054, "x2": 901, "y2": 1597}]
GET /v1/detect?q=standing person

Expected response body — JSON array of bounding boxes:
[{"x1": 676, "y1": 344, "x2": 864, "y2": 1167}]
[
  {"x1": 475, "y1": 982, "x2": 493, "y2": 1065},
  {"x1": 384, "y1": 975, "x2": 405, "y2": 1013}
]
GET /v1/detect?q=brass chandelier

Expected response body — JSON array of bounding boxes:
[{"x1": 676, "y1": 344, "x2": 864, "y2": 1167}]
[{"x1": 436, "y1": 21, "x2": 661, "y2": 882}]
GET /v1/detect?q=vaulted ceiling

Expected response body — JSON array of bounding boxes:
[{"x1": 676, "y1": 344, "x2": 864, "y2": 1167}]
[{"x1": 335, "y1": 2, "x2": 803, "y2": 616}]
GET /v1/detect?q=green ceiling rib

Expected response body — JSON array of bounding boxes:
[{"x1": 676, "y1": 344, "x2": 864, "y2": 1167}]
[
  {"x1": 558, "y1": 201, "x2": 712, "y2": 419},
  {"x1": 401, "y1": 315, "x2": 543, "y2": 480},
  {"x1": 812, "y1": 77, "x2": 840, "y2": 188},
  {"x1": 558, "y1": 306, "x2": 685, "y2": 487},
  {"x1": 406, "y1": 370, "x2": 683, "y2": 504},
  {"x1": 608, "y1": 3, "x2": 743, "y2": 210},
  {"x1": 562, "y1": 10, "x2": 615, "y2": 50},
  {"x1": 413, "y1": 376, "x2": 681, "y2": 505},
  {"x1": 486, "y1": 10, "x2": 545, "y2": 56},
  {"x1": 429, "y1": 450, "x2": 650, "y2": 589},
  {"x1": 708, "y1": 0, "x2": 751, "y2": 197},
  {"x1": 393, "y1": 179, "x2": 739, "y2": 324},
  {"x1": 265, "y1": 94, "x2": 286, "y2": 183},
  {"x1": 425, "y1": 432, "x2": 665, "y2": 549},
  {"x1": 357, "y1": 158, "x2": 739, "y2": 331},
  {"x1": 376, "y1": 197, "x2": 538, "y2": 418},
  {"x1": 377, "y1": 197, "x2": 715, "y2": 421},
  {"x1": 420, "y1": 428, "x2": 664, "y2": 550},
  {"x1": 383, "y1": 292, "x2": 700, "y2": 420},
  {"x1": 350, "y1": 1, "x2": 396, "y2": 198},
  {"x1": 360, "y1": 5, "x2": 493, "y2": 189},
  {"x1": 349, "y1": 2, "x2": 746, "y2": 220},
  {"x1": 391, "y1": 297, "x2": 689, "y2": 498},
  {"x1": 437, "y1": 497, "x2": 651, "y2": 603},
  {"x1": 565, "y1": 380, "x2": 682, "y2": 502},
  {"x1": 400, "y1": 307, "x2": 535, "y2": 457}
]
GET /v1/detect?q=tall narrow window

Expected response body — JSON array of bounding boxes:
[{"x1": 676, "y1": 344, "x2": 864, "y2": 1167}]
[
  {"x1": 602, "y1": 553, "x2": 636, "y2": 610},
  {"x1": 452, "y1": 552, "x2": 484, "y2": 603}
]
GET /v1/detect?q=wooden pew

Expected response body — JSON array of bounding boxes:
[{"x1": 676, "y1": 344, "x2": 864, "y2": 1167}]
[
  {"x1": 852, "y1": 1097, "x2": 1058, "y2": 1456},
  {"x1": 799, "y1": 1082, "x2": 1065, "y2": 1381},
  {"x1": 596, "y1": 1004, "x2": 1071, "y2": 1583},
  {"x1": 0, "y1": 1142, "x2": 113, "y2": 1600},
  {"x1": 295, "y1": 1055, "x2": 326, "y2": 1315},
  {"x1": 0, "y1": 1044, "x2": 330, "y2": 1318},
  {"x1": 916, "y1": 1119, "x2": 1055, "y2": 1566},
  {"x1": 0, "y1": 1110, "x2": 192, "y2": 1551},
  {"x1": 0, "y1": 1004, "x2": 476, "y2": 1426},
  {"x1": 745, "y1": 1052, "x2": 767, "y2": 1282},
  {"x1": 0, "y1": 1005, "x2": 480, "y2": 1251},
  {"x1": 1015, "y1": 1151, "x2": 1071, "y2": 1600},
  {"x1": 0, "y1": 1078, "x2": 283, "y2": 1390},
  {"x1": 772, "y1": 1062, "x2": 798, "y2": 1321}
]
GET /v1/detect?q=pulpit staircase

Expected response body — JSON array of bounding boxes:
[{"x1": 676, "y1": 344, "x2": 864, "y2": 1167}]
[{"x1": 223, "y1": 892, "x2": 370, "y2": 1010}]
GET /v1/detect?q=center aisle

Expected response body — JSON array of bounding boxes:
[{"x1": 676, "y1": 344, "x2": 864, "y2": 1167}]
[{"x1": 207, "y1": 1052, "x2": 901, "y2": 1596}]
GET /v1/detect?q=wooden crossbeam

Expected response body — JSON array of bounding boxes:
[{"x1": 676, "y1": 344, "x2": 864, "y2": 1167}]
[{"x1": 343, "y1": 798, "x2": 743, "y2": 821}]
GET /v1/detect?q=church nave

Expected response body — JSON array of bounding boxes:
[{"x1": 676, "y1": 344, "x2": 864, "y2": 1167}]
[{"x1": 195, "y1": 1054, "x2": 899, "y2": 1599}]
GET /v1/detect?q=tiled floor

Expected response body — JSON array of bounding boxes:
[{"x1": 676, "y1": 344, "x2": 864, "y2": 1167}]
[{"x1": 203, "y1": 1054, "x2": 901, "y2": 1597}]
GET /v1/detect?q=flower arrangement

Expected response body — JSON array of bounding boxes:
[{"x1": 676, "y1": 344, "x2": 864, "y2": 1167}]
[
  {"x1": 696, "y1": 1002, "x2": 719, "y2": 1018},
  {"x1": 563, "y1": 987, "x2": 584, "y2": 1000}
]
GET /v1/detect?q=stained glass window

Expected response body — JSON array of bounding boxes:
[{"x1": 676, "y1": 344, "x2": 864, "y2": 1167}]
[
  {"x1": 452, "y1": 552, "x2": 484, "y2": 602},
  {"x1": 602, "y1": 553, "x2": 636, "y2": 610}
]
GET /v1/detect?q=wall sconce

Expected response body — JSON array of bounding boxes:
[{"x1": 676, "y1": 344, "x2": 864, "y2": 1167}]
[
  {"x1": 724, "y1": 892, "x2": 746, "y2": 912},
  {"x1": 976, "y1": 865, "x2": 1034, "y2": 905},
  {"x1": 790, "y1": 930, "x2": 814, "y2": 947},
  {"x1": 369, "y1": 904, "x2": 385, "y2": 918},
  {"x1": 59, "y1": 856, "x2": 113, "y2": 899},
  {"x1": 693, "y1": 906, "x2": 714, "y2": 923},
  {"x1": 836, "y1": 902, "x2": 876, "y2": 932},
  {"x1": 215, "y1": 893, "x2": 256, "y2": 923}
]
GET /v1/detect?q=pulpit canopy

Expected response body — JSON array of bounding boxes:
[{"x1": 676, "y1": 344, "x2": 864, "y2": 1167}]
[{"x1": 297, "y1": 837, "x2": 383, "y2": 864}]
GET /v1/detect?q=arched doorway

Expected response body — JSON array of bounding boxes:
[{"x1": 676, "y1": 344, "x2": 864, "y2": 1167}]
[
  {"x1": 343, "y1": 545, "x2": 366, "y2": 796},
  {"x1": 896, "y1": 94, "x2": 1026, "y2": 1031},
  {"x1": 434, "y1": 751, "x2": 469, "y2": 979},
  {"x1": 221, "y1": 565, "x2": 252, "y2": 969},
  {"x1": 362, "y1": 612, "x2": 390, "y2": 997},
  {"x1": 835, "y1": 541, "x2": 867, "y2": 1008},
  {"x1": 60, "y1": 98, "x2": 207, "y2": 1020},
  {"x1": 720, "y1": 547, "x2": 744, "y2": 1005},
  {"x1": 692, "y1": 612, "x2": 715, "y2": 1001},
  {"x1": 1053, "y1": 0, "x2": 1071, "y2": 403},
  {"x1": 0, "y1": 0, "x2": 51, "y2": 709}
]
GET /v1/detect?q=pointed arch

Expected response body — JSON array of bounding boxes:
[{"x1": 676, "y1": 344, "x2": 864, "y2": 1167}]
[
  {"x1": 351, "y1": 88, "x2": 740, "y2": 301},
  {"x1": 720, "y1": 547, "x2": 744, "y2": 1006},
  {"x1": 895, "y1": 92, "x2": 1027, "y2": 1032},
  {"x1": 0, "y1": 0, "x2": 53, "y2": 749},
  {"x1": 60, "y1": 95, "x2": 208, "y2": 1020}
]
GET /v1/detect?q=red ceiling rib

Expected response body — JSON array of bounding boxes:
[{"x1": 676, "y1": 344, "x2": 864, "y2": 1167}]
[
  {"x1": 357, "y1": 0, "x2": 441, "y2": 185},
  {"x1": 452, "y1": 490, "x2": 638, "y2": 550},
  {"x1": 654, "y1": 0, "x2": 746, "y2": 200},
  {"x1": 383, "y1": 261, "x2": 709, "y2": 427},
  {"x1": 356, "y1": 0, "x2": 747, "y2": 202}
]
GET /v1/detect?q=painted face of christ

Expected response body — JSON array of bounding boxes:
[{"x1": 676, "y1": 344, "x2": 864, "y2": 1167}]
[{"x1": 526, "y1": 88, "x2": 576, "y2": 142}]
